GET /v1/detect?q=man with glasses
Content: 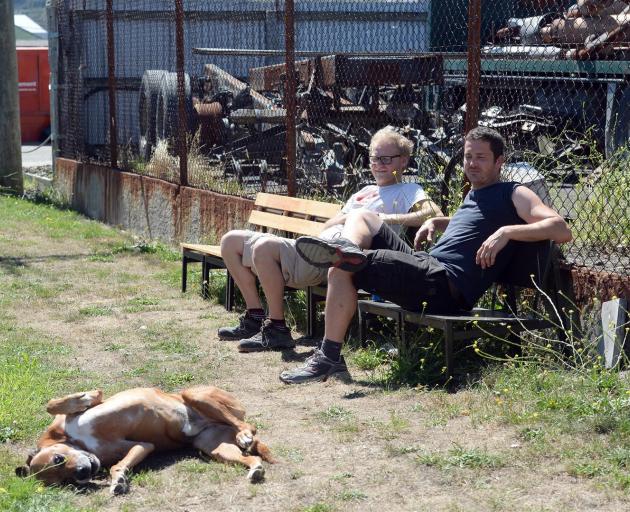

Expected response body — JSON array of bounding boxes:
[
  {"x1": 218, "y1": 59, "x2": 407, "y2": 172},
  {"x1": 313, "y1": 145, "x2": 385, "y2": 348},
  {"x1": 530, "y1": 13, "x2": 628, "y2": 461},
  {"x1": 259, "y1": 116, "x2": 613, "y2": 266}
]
[
  {"x1": 217, "y1": 127, "x2": 443, "y2": 353},
  {"x1": 281, "y1": 126, "x2": 572, "y2": 384}
]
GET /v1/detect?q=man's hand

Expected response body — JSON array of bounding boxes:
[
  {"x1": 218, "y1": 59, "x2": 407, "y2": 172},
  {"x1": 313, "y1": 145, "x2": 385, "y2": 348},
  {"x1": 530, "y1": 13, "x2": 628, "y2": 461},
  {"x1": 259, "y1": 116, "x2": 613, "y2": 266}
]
[
  {"x1": 476, "y1": 227, "x2": 510, "y2": 269},
  {"x1": 414, "y1": 219, "x2": 436, "y2": 250}
]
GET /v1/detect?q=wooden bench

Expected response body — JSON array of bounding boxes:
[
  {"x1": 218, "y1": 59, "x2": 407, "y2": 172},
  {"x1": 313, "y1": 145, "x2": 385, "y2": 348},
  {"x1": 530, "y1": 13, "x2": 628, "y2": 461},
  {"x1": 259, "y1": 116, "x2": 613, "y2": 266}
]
[
  {"x1": 357, "y1": 240, "x2": 565, "y2": 382},
  {"x1": 181, "y1": 192, "x2": 342, "y2": 337}
]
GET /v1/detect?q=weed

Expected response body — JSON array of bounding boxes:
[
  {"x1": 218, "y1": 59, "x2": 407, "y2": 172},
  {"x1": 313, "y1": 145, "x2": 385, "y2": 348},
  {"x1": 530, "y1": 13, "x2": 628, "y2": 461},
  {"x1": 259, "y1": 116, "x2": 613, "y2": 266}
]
[
  {"x1": 417, "y1": 444, "x2": 506, "y2": 470},
  {"x1": 300, "y1": 504, "x2": 334, "y2": 512},
  {"x1": 130, "y1": 469, "x2": 161, "y2": 489},
  {"x1": 160, "y1": 372, "x2": 195, "y2": 390},
  {"x1": 78, "y1": 305, "x2": 114, "y2": 317},
  {"x1": 337, "y1": 489, "x2": 367, "y2": 501},
  {"x1": 317, "y1": 405, "x2": 352, "y2": 422}
]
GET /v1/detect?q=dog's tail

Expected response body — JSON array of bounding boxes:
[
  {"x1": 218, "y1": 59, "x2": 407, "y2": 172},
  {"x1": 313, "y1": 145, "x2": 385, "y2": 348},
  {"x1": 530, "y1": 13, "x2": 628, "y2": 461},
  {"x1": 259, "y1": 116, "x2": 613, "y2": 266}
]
[{"x1": 251, "y1": 438, "x2": 276, "y2": 464}]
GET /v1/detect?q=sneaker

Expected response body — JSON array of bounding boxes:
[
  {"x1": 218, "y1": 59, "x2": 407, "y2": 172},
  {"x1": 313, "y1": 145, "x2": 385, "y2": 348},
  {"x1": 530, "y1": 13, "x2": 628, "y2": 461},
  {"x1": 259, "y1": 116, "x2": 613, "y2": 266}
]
[
  {"x1": 237, "y1": 320, "x2": 296, "y2": 352},
  {"x1": 279, "y1": 349, "x2": 350, "y2": 384},
  {"x1": 295, "y1": 236, "x2": 367, "y2": 272},
  {"x1": 218, "y1": 313, "x2": 262, "y2": 341}
]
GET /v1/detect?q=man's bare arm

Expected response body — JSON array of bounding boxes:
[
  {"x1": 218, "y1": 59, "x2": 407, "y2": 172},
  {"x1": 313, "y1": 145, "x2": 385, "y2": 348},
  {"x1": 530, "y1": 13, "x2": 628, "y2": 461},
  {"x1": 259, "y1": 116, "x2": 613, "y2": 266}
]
[
  {"x1": 379, "y1": 199, "x2": 443, "y2": 228},
  {"x1": 476, "y1": 185, "x2": 572, "y2": 268}
]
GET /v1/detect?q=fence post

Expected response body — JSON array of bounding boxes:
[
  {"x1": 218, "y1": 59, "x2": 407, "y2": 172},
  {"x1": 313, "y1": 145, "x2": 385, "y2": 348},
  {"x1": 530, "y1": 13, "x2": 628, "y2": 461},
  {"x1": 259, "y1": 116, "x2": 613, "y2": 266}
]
[
  {"x1": 464, "y1": 0, "x2": 481, "y2": 134},
  {"x1": 175, "y1": 0, "x2": 188, "y2": 187},
  {"x1": 284, "y1": 0, "x2": 296, "y2": 197},
  {"x1": 106, "y1": 0, "x2": 118, "y2": 169},
  {"x1": 0, "y1": 0, "x2": 22, "y2": 194}
]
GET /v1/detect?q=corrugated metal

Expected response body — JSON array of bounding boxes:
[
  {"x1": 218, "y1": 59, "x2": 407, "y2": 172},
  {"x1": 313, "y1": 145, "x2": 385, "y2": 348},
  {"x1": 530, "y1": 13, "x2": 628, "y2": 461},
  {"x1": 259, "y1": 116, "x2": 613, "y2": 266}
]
[{"x1": 70, "y1": 0, "x2": 430, "y2": 147}]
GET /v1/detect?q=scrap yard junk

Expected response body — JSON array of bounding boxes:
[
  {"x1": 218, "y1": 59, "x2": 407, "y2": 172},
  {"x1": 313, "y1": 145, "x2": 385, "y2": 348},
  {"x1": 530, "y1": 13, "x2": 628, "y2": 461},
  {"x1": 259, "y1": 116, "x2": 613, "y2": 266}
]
[{"x1": 137, "y1": 54, "x2": 450, "y2": 197}]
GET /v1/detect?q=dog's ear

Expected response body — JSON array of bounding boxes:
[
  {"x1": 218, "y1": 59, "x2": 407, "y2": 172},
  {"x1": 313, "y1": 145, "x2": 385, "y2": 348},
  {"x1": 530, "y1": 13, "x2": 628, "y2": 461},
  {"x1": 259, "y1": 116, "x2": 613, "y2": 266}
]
[
  {"x1": 16, "y1": 448, "x2": 39, "y2": 477},
  {"x1": 15, "y1": 465, "x2": 30, "y2": 478},
  {"x1": 25, "y1": 448, "x2": 39, "y2": 465}
]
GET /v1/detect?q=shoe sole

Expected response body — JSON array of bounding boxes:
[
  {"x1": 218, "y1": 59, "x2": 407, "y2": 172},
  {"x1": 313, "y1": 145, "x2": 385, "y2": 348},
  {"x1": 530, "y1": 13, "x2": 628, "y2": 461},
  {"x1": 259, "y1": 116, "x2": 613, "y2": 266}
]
[
  {"x1": 279, "y1": 369, "x2": 352, "y2": 385},
  {"x1": 218, "y1": 331, "x2": 260, "y2": 341},
  {"x1": 295, "y1": 237, "x2": 367, "y2": 272},
  {"x1": 238, "y1": 343, "x2": 296, "y2": 353}
]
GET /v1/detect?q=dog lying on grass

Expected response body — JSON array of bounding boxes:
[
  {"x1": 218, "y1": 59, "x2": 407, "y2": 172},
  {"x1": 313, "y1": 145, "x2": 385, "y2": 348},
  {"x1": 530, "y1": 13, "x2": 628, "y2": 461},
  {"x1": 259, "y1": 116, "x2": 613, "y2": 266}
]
[{"x1": 15, "y1": 386, "x2": 274, "y2": 494}]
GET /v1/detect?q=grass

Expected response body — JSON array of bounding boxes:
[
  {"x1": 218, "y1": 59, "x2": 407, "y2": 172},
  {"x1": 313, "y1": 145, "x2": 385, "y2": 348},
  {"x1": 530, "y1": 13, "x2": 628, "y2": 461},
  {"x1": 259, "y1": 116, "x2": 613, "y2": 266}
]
[
  {"x1": 1, "y1": 192, "x2": 629, "y2": 510},
  {"x1": 417, "y1": 444, "x2": 507, "y2": 471}
]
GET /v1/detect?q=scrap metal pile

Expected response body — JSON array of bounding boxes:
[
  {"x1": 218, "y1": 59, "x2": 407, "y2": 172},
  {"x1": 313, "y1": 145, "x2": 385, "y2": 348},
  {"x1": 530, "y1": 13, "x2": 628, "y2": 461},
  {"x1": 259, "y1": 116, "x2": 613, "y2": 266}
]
[
  {"x1": 138, "y1": 55, "x2": 455, "y2": 196},
  {"x1": 490, "y1": 0, "x2": 630, "y2": 59}
]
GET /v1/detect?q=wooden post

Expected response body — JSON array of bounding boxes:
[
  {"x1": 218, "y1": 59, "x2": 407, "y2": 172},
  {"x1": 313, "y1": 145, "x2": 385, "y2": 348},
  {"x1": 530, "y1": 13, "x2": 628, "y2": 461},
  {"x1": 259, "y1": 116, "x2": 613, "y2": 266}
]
[{"x1": 0, "y1": 0, "x2": 23, "y2": 194}]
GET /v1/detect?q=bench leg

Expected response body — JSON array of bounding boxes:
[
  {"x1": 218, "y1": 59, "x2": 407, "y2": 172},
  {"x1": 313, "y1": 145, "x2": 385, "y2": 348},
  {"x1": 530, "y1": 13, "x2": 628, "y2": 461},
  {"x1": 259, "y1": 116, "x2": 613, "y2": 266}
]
[
  {"x1": 306, "y1": 287, "x2": 316, "y2": 338},
  {"x1": 201, "y1": 260, "x2": 210, "y2": 299},
  {"x1": 225, "y1": 271, "x2": 235, "y2": 311},
  {"x1": 444, "y1": 322, "x2": 454, "y2": 384},
  {"x1": 182, "y1": 256, "x2": 188, "y2": 293},
  {"x1": 358, "y1": 308, "x2": 367, "y2": 346}
]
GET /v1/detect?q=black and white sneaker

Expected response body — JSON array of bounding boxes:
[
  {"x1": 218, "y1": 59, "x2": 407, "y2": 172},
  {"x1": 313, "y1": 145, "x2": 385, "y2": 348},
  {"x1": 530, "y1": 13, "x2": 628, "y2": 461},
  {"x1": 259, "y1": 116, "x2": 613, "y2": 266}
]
[
  {"x1": 279, "y1": 349, "x2": 350, "y2": 384},
  {"x1": 218, "y1": 313, "x2": 262, "y2": 341},
  {"x1": 295, "y1": 236, "x2": 367, "y2": 272}
]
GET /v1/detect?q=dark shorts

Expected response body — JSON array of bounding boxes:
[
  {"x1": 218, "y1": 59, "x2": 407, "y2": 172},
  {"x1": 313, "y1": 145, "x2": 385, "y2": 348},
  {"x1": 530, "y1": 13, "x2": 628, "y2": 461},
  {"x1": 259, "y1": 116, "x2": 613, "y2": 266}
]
[{"x1": 353, "y1": 224, "x2": 461, "y2": 313}]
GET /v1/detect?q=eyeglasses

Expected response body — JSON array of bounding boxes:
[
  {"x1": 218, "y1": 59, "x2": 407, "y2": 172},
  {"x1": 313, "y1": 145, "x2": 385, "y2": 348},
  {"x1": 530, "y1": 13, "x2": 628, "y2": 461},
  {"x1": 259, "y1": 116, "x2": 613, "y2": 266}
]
[{"x1": 369, "y1": 154, "x2": 401, "y2": 165}]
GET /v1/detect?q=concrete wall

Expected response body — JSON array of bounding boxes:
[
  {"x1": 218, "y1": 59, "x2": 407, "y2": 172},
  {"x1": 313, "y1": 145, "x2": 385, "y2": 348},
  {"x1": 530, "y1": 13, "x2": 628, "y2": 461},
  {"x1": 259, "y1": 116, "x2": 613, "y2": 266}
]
[{"x1": 54, "y1": 158, "x2": 254, "y2": 244}]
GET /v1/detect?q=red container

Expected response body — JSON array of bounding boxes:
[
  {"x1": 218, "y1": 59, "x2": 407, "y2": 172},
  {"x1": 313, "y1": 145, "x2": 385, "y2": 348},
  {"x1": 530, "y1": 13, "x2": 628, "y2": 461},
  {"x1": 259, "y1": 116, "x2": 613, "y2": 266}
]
[{"x1": 16, "y1": 46, "x2": 51, "y2": 143}]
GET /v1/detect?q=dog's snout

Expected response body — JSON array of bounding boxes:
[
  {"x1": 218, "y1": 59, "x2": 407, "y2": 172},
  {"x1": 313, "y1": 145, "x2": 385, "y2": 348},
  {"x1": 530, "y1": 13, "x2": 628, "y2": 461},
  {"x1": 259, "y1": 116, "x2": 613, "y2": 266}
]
[{"x1": 75, "y1": 464, "x2": 91, "y2": 482}]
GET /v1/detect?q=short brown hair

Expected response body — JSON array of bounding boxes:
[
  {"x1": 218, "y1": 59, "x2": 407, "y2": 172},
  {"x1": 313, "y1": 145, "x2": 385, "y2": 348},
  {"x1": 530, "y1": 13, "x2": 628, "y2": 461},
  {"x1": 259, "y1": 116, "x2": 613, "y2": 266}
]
[{"x1": 465, "y1": 126, "x2": 506, "y2": 159}]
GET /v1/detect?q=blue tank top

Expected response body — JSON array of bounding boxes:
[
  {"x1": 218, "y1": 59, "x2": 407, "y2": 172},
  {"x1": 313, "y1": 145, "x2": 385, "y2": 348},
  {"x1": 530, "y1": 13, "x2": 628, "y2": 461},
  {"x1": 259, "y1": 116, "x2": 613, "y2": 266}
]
[{"x1": 429, "y1": 182, "x2": 524, "y2": 308}]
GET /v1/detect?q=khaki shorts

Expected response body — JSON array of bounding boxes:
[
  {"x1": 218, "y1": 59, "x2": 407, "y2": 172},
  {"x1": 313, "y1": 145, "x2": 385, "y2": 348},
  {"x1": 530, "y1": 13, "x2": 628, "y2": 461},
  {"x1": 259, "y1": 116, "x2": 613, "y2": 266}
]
[{"x1": 241, "y1": 231, "x2": 328, "y2": 288}]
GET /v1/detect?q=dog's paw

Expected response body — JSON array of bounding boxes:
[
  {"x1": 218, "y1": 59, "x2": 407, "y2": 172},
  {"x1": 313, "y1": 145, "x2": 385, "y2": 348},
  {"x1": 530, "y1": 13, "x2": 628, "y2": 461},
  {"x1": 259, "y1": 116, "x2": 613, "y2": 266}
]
[
  {"x1": 247, "y1": 464, "x2": 265, "y2": 483},
  {"x1": 236, "y1": 430, "x2": 254, "y2": 450},
  {"x1": 110, "y1": 474, "x2": 129, "y2": 495}
]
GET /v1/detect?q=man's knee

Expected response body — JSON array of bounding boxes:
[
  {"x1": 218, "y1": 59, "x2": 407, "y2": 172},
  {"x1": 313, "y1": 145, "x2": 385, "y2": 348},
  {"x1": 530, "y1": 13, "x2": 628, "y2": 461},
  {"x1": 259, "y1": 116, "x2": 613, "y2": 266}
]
[
  {"x1": 251, "y1": 237, "x2": 281, "y2": 267},
  {"x1": 220, "y1": 230, "x2": 248, "y2": 255},
  {"x1": 346, "y1": 209, "x2": 382, "y2": 233},
  {"x1": 327, "y1": 267, "x2": 356, "y2": 285}
]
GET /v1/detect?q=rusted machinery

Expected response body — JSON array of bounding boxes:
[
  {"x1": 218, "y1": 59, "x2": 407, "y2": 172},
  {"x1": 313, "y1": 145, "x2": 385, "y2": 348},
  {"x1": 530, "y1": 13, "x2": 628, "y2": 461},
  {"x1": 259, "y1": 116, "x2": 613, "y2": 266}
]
[{"x1": 138, "y1": 54, "x2": 445, "y2": 193}]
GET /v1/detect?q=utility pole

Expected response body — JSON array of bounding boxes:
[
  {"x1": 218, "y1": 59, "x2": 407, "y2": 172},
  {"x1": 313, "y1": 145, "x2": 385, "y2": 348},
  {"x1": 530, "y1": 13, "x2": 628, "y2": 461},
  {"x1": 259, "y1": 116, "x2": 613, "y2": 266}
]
[{"x1": 0, "y1": 0, "x2": 23, "y2": 194}]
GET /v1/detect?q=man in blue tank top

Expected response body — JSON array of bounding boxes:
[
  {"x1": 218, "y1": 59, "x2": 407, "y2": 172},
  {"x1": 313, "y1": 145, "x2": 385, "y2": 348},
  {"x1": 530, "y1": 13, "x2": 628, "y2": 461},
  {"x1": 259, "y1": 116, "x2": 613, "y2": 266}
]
[{"x1": 282, "y1": 126, "x2": 573, "y2": 384}]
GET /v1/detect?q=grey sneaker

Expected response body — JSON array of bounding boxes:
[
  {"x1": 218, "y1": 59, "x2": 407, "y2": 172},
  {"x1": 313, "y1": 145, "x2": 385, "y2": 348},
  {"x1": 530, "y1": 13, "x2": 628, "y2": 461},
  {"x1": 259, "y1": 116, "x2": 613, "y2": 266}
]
[
  {"x1": 295, "y1": 236, "x2": 367, "y2": 272},
  {"x1": 218, "y1": 313, "x2": 261, "y2": 341},
  {"x1": 237, "y1": 320, "x2": 295, "y2": 352},
  {"x1": 279, "y1": 349, "x2": 350, "y2": 384}
]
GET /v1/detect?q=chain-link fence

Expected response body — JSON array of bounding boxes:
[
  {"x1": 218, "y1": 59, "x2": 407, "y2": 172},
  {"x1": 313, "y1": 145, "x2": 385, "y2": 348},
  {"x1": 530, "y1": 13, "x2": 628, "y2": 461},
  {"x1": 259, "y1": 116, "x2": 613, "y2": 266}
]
[{"x1": 52, "y1": 0, "x2": 629, "y2": 283}]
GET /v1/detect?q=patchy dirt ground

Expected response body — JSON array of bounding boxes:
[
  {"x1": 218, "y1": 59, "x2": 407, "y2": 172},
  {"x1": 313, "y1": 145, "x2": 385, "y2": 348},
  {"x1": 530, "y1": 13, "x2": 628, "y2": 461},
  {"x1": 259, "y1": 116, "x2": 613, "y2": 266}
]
[{"x1": 1, "y1": 199, "x2": 628, "y2": 512}]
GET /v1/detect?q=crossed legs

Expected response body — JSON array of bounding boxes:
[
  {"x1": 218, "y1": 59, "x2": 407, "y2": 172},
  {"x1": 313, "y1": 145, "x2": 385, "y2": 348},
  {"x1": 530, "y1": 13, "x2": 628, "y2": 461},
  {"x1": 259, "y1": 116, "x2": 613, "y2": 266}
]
[{"x1": 324, "y1": 210, "x2": 385, "y2": 343}]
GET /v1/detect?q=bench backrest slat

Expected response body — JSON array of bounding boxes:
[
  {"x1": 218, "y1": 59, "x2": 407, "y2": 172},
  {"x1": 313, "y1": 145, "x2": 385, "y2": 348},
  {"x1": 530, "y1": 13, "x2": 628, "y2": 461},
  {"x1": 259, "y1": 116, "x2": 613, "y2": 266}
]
[
  {"x1": 254, "y1": 192, "x2": 341, "y2": 222},
  {"x1": 248, "y1": 210, "x2": 330, "y2": 237}
]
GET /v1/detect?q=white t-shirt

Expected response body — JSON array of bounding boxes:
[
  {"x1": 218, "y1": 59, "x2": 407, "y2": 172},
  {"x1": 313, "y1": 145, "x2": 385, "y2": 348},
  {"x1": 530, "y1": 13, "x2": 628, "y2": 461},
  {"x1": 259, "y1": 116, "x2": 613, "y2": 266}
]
[{"x1": 320, "y1": 182, "x2": 426, "y2": 238}]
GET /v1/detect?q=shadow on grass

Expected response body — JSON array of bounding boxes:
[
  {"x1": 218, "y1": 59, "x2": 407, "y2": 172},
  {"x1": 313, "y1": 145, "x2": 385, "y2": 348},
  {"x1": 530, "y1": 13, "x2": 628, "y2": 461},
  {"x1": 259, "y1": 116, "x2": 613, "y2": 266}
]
[{"x1": 0, "y1": 252, "x2": 120, "y2": 274}]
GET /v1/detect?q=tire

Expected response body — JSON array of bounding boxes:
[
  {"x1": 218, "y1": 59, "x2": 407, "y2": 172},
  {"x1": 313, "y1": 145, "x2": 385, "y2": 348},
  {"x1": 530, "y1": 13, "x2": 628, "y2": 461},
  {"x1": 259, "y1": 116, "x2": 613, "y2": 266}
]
[
  {"x1": 155, "y1": 72, "x2": 193, "y2": 150},
  {"x1": 138, "y1": 70, "x2": 167, "y2": 160}
]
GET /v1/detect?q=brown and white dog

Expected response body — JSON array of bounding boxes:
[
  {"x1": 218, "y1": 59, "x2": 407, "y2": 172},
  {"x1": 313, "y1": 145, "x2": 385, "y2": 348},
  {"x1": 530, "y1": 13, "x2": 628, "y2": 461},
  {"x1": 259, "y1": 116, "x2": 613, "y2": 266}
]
[{"x1": 16, "y1": 386, "x2": 274, "y2": 494}]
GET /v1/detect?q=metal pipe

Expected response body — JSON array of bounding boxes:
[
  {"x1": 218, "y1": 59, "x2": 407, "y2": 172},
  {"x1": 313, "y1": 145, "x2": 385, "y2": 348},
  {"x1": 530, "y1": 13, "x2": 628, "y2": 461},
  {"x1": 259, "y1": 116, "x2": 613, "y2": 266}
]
[
  {"x1": 465, "y1": 0, "x2": 482, "y2": 134},
  {"x1": 284, "y1": 0, "x2": 296, "y2": 197},
  {"x1": 193, "y1": 48, "x2": 447, "y2": 57},
  {"x1": 175, "y1": 0, "x2": 188, "y2": 187},
  {"x1": 106, "y1": 0, "x2": 118, "y2": 168},
  {"x1": 46, "y1": 0, "x2": 59, "y2": 175}
]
